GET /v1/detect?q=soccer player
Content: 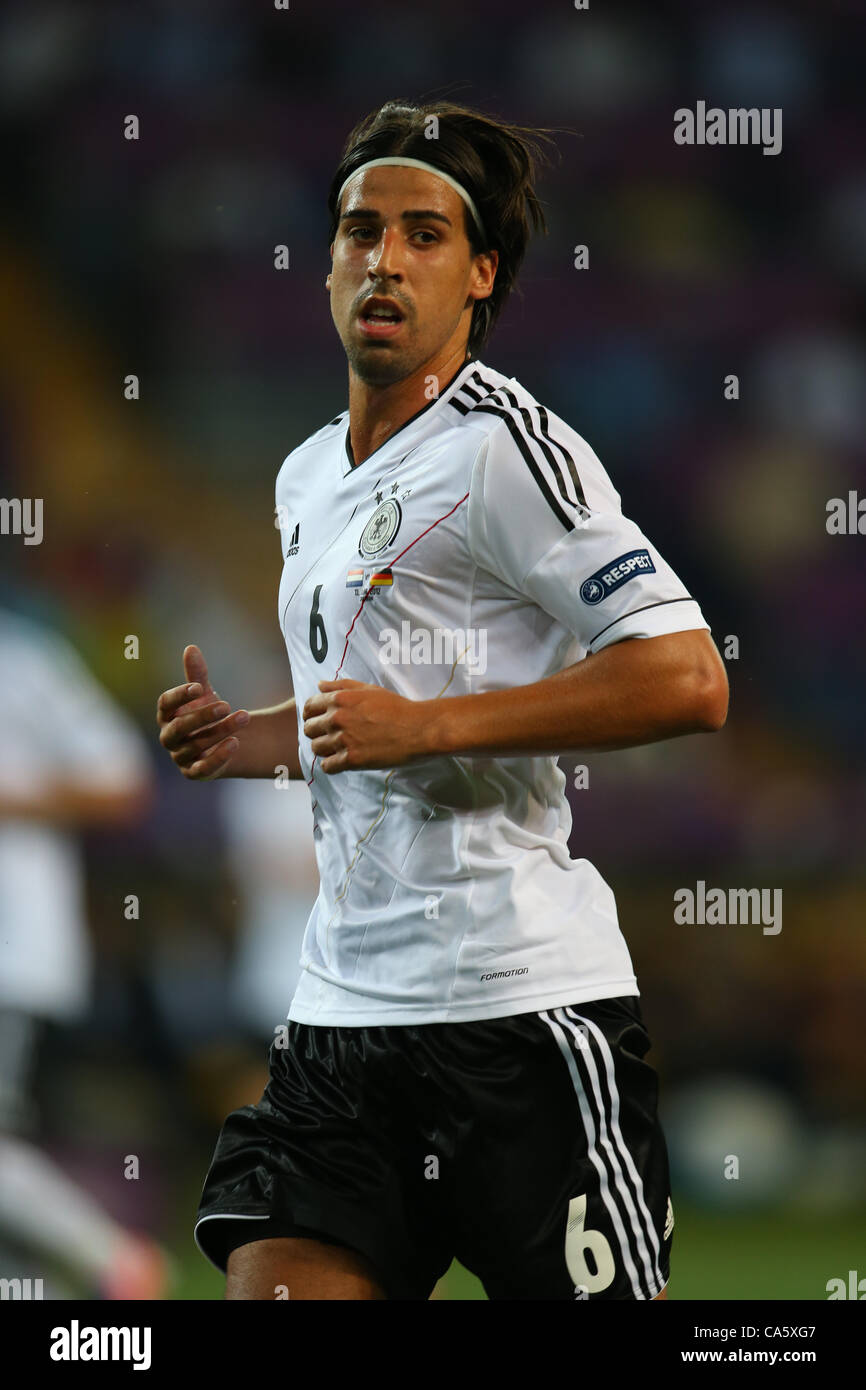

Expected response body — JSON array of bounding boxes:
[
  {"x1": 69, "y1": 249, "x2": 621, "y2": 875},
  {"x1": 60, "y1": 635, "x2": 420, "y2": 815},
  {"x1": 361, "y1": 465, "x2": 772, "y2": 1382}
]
[{"x1": 157, "y1": 99, "x2": 728, "y2": 1301}]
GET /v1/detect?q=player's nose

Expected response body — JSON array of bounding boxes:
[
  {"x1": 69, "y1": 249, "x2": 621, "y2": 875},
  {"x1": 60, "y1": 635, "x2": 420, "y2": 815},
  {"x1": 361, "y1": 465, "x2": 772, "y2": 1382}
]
[{"x1": 367, "y1": 226, "x2": 404, "y2": 280}]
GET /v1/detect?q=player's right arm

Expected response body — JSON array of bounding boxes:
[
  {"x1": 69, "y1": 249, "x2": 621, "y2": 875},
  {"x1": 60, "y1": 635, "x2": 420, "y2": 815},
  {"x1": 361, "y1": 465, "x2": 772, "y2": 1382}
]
[{"x1": 157, "y1": 644, "x2": 302, "y2": 782}]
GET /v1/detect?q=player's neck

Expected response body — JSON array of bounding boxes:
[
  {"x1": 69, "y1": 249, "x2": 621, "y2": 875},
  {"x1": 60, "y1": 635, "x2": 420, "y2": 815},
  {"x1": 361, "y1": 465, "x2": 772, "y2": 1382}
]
[{"x1": 346, "y1": 344, "x2": 472, "y2": 467}]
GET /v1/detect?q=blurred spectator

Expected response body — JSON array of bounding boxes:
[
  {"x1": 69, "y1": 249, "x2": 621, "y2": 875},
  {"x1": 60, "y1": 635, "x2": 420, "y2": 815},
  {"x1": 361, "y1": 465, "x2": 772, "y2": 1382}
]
[{"x1": 0, "y1": 606, "x2": 168, "y2": 1297}]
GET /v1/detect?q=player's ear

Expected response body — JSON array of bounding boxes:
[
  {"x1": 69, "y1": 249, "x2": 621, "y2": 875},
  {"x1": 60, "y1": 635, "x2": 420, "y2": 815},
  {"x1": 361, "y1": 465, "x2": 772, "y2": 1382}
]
[{"x1": 470, "y1": 249, "x2": 498, "y2": 302}]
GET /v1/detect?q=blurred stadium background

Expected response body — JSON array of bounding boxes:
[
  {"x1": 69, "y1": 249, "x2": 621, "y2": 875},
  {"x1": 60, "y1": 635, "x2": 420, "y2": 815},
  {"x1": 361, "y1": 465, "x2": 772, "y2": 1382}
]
[{"x1": 1, "y1": 0, "x2": 864, "y2": 1299}]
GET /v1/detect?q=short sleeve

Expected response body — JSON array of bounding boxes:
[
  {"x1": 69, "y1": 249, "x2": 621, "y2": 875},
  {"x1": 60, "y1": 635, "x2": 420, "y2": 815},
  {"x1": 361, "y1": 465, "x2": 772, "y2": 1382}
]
[{"x1": 466, "y1": 420, "x2": 710, "y2": 654}]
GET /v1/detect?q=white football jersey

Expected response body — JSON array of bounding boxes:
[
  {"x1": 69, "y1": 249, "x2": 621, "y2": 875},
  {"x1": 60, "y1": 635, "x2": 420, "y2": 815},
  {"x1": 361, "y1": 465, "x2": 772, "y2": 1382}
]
[{"x1": 275, "y1": 357, "x2": 709, "y2": 1025}]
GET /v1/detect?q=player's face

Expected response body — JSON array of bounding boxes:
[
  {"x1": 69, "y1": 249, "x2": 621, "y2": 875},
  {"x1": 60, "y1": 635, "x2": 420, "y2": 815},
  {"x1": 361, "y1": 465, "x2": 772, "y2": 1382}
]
[{"x1": 328, "y1": 166, "x2": 497, "y2": 385}]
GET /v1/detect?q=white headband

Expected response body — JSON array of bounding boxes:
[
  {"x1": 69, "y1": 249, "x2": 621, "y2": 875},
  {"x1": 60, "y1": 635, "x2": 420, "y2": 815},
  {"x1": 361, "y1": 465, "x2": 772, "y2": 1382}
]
[{"x1": 336, "y1": 157, "x2": 487, "y2": 243}]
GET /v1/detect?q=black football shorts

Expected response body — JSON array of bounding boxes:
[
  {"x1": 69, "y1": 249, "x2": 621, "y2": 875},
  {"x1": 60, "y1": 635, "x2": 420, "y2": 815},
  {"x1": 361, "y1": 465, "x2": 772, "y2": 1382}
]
[{"x1": 194, "y1": 995, "x2": 673, "y2": 1299}]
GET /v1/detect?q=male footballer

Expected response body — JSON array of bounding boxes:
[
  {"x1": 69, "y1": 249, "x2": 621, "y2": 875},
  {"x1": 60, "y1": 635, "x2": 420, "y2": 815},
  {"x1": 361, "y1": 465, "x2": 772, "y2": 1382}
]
[{"x1": 157, "y1": 99, "x2": 728, "y2": 1300}]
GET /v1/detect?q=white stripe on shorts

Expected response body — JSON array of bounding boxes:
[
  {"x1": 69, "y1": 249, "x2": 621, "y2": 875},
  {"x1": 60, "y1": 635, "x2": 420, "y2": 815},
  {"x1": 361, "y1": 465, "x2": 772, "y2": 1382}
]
[
  {"x1": 539, "y1": 1006, "x2": 663, "y2": 1299},
  {"x1": 563, "y1": 1006, "x2": 664, "y2": 1294}
]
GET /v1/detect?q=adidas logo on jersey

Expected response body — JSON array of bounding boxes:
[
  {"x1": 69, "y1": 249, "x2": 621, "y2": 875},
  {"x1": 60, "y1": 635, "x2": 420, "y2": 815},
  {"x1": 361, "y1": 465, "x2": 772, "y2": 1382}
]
[{"x1": 274, "y1": 506, "x2": 301, "y2": 556}]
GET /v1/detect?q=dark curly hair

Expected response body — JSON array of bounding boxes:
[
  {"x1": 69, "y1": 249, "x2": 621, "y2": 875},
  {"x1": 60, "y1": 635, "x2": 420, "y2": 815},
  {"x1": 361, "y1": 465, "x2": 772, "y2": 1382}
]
[{"x1": 327, "y1": 99, "x2": 560, "y2": 357}]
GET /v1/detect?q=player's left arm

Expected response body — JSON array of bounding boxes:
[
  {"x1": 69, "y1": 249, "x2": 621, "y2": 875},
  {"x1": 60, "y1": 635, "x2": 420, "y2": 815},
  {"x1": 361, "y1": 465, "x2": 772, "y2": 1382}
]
[
  {"x1": 305, "y1": 423, "x2": 730, "y2": 773},
  {"x1": 302, "y1": 627, "x2": 726, "y2": 773}
]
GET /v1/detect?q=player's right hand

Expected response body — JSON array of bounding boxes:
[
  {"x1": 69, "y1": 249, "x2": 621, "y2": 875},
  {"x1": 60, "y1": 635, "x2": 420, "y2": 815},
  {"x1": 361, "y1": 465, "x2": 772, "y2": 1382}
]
[{"x1": 157, "y1": 645, "x2": 250, "y2": 781}]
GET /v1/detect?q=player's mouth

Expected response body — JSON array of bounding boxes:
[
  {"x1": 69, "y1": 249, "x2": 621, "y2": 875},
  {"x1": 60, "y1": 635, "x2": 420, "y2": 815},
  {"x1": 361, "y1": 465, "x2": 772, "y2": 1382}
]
[{"x1": 357, "y1": 296, "x2": 406, "y2": 339}]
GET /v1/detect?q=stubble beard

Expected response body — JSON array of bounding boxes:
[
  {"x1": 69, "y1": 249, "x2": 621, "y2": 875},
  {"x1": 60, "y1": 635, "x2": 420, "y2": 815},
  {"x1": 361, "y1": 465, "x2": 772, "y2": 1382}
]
[{"x1": 345, "y1": 337, "x2": 416, "y2": 388}]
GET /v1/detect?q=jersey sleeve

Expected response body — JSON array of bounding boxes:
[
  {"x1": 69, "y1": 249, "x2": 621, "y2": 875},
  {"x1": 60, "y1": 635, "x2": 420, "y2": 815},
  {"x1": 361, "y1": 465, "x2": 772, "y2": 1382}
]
[{"x1": 466, "y1": 420, "x2": 710, "y2": 654}]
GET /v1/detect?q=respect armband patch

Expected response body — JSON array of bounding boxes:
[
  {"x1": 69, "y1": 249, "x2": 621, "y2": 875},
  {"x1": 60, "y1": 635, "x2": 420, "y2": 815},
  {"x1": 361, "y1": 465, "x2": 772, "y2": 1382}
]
[{"x1": 579, "y1": 549, "x2": 656, "y2": 605}]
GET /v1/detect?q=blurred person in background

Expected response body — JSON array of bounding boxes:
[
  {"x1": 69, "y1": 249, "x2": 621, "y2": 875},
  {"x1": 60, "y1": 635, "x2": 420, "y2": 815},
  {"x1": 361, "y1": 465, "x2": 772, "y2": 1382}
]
[{"x1": 0, "y1": 604, "x2": 170, "y2": 1298}]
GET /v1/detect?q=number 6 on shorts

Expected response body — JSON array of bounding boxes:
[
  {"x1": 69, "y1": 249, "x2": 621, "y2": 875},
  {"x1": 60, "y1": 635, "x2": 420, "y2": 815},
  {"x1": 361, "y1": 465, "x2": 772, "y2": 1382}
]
[{"x1": 564, "y1": 1192, "x2": 616, "y2": 1295}]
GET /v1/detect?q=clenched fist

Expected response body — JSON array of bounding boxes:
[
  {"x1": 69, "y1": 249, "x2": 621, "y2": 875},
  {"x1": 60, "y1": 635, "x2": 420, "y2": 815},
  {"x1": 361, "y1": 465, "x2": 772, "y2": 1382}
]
[{"x1": 302, "y1": 679, "x2": 434, "y2": 774}]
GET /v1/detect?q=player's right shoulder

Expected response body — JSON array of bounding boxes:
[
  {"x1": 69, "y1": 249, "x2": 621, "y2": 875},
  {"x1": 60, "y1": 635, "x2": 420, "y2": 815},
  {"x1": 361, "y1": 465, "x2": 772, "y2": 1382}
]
[{"x1": 275, "y1": 409, "x2": 348, "y2": 490}]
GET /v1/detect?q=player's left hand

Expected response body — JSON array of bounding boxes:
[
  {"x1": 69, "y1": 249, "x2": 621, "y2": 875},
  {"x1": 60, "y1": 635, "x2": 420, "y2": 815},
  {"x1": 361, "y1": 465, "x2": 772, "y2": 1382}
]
[{"x1": 302, "y1": 679, "x2": 431, "y2": 774}]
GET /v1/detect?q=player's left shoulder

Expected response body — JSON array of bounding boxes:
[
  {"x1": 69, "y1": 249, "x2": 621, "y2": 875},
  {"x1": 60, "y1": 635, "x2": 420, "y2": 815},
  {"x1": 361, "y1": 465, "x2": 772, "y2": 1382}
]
[
  {"x1": 495, "y1": 373, "x2": 622, "y2": 512},
  {"x1": 459, "y1": 367, "x2": 621, "y2": 521}
]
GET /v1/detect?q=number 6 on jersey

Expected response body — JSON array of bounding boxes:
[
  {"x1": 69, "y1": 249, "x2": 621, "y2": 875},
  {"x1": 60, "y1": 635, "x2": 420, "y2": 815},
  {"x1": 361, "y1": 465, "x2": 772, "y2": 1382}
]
[{"x1": 309, "y1": 584, "x2": 329, "y2": 663}]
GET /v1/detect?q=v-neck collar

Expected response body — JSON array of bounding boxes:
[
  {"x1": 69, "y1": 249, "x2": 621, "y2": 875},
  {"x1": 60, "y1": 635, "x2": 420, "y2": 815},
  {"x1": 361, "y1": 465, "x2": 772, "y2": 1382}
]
[{"x1": 341, "y1": 355, "x2": 481, "y2": 478}]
